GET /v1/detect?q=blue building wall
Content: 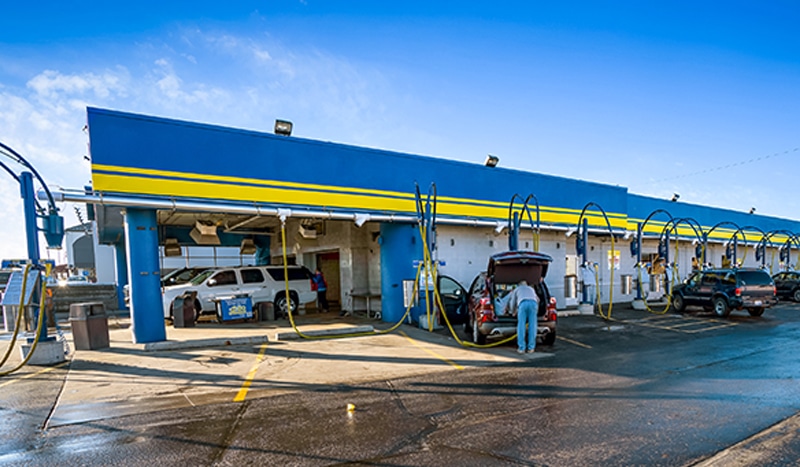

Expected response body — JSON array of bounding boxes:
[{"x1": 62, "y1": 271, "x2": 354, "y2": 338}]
[{"x1": 87, "y1": 108, "x2": 629, "y2": 231}]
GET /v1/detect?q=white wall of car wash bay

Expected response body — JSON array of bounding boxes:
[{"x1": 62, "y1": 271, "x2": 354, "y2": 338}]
[
  {"x1": 432, "y1": 226, "x2": 570, "y2": 309},
  {"x1": 276, "y1": 219, "x2": 382, "y2": 313}
]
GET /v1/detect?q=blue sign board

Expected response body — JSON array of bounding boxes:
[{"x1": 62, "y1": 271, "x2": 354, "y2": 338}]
[{"x1": 218, "y1": 296, "x2": 253, "y2": 321}]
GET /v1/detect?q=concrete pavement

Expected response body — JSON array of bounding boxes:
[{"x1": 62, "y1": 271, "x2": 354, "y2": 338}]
[{"x1": 2, "y1": 310, "x2": 552, "y2": 429}]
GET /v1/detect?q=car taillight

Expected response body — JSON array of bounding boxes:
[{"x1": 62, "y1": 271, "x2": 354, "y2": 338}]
[
  {"x1": 548, "y1": 296, "x2": 557, "y2": 312},
  {"x1": 774, "y1": 286, "x2": 777, "y2": 296},
  {"x1": 734, "y1": 287, "x2": 742, "y2": 297},
  {"x1": 478, "y1": 297, "x2": 495, "y2": 322}
]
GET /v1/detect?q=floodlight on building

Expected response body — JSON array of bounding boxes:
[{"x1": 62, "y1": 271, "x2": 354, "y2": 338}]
[
  {"x1": 749, "y1": 207, "x2": 756, "y2": 214},
  {"x1": 239, "y1": 238, "x2": 257, "y2": 255},
  {"x1": 164, "y1": 238, "x2": 182, "y2": 257},
  {"x1": 485, "y1": 154, "x2": 499, "y2": 167},
  {"x1": 274, "y1": 119, "x2": 293, "y2": 136},
  {"x1": 671, "y1": 193, "x2": 680, "y2": 202},
  {"x1": 189, "y1": 220, "x2": 221, "y2": 245}
]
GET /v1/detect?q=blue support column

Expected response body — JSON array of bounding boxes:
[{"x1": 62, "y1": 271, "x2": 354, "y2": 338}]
[
  {"x1": 115, "y1": 241, "x2": 129, "y2": 311},
  {"x1": 635, "y1": 222, "x2": 643, "y2": 300},
  {"x1": 124, "y1": 208, "x2": 166, "y2": 343},
  {"x1": 380, "y1": 223, "x2": 423, "y2": 324},
  {"x1": 20, "y1": 172, "x2": 47, "y2": 341}
]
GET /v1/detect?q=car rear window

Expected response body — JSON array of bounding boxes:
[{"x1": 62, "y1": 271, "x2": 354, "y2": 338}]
[
  {"x1": 737, "y1": 271, "x2": 772, "y2": 286},
  {"x1": 267, "y1": 267, "x2": 311, "y2": 281}
]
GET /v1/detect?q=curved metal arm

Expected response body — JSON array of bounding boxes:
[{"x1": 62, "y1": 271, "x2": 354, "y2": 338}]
[{"x1": 0, "y1": 141, "x2": 58, "y2": 214}]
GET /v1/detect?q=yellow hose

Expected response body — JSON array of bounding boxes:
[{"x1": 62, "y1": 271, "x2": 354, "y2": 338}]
[{"x1": 0, "y1": 264, "x2": 51, "y2": 376}]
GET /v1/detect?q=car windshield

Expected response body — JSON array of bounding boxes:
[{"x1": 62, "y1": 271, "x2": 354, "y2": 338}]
[
  {"x1": 738, "y1": 271, "x2": 772, "y2": 286},
  {"x1": 189, "y1": 269, "x2": 217, "y2": 285}
]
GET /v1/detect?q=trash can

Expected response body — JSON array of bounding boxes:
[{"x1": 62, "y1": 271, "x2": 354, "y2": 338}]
[
  {"x1": 564, "y1": 275, "x2": 578, "y2": 299},
  {"x1": 173, "y1": 291, "x2": 197, "y2": 328},
  {"x1": 69, "y1": 302, "x2": 109, "y2": 350},
  {"x1": 621, "y1": 275, "x2": 633, "y2": 295},
  {"x1": 257, "y1": 302, "x2": 274, "y2": 321}
]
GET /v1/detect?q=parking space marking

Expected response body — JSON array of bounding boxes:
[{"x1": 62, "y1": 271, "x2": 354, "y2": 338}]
[
  {"x1": 557, "y1": 335, "x2": 592, "y2": 349},
  {"x1": 610, "y1": 316, "x2": 737, "y2": 334},
  {"x1": 399, "y1": 331, "x2": 464, "y2": 370},
  {"x1": 0, "y1": 361, "x2": 68, "y2": 389},
  {"x1": 233, "y1": 342, "x2": 268, "y2": 402}
]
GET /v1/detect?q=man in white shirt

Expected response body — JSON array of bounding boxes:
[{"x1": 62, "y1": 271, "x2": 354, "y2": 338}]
[{"x1": 504, "y1": 280, "x2": 540, "y2": 353}]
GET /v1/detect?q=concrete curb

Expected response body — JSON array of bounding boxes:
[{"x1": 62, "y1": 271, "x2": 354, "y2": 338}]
[
  {"x1": 140, "y1": 334, "x2": 270, "y2": 351},
  {"x1": 275, "y1": 325, "x2": 375, "y2": 341}
]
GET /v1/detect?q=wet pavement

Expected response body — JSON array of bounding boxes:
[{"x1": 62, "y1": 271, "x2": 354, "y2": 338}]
[{"x1": 2, "y1": 302, "x2": 800, "y2": 465}]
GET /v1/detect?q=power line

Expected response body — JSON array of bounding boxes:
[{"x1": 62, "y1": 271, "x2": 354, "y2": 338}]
[{"x1": 651, "y1": 147, "x2": 798, "y2": 184}]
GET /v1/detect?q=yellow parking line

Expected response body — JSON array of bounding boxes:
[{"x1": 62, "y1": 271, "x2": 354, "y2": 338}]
[
  {"x1": 0, "y1": 361, "x2": 69, "y2": 388},
  {"x1": 233, "y1": 342, "x2": 268, "y2": 402},
  {"x1": 557, "y1": 335, "x2": 592, "y2": 349},
  {"x1": 399, "y1": 331, "x2": 464, "y2": 370}
]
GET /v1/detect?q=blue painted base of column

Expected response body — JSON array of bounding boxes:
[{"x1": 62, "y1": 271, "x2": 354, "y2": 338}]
[
  {"x1": 124, "y1": 208, "x2": 166, "y2": 343},
  {"x1": 380, "y1": 223, "x2": 423, "y2": 324}
]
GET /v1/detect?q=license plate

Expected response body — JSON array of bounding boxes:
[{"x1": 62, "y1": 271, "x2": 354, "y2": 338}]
[{"x1": 755, "y1": 300, "x2": 762, "y2": 305}]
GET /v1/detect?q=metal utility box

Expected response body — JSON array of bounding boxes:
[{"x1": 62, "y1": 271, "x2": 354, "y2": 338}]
[
  {"x1": 172, "y1": 292, "x2": 197, "y2": 328},
  {"x1": 69, "y1": 302, "x2": 109, "y2": 350}
]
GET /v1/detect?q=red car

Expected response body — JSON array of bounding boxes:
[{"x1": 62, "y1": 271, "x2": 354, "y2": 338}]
[{"x1": 465, "y1": 250, "x2": 557, "y2": 345}]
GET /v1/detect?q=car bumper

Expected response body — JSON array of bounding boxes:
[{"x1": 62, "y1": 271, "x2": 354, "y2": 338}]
[
  {"x1": 477, "y1": 320, "x2": 556, "y2": 340},
  {"x1": 730, "y1": 297, "x2": 777, "y2": 309}
]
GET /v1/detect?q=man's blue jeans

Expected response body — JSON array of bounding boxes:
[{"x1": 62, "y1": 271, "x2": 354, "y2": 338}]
[{"x1": 517, "y1": 299, "x2": 538, "y2": 352}]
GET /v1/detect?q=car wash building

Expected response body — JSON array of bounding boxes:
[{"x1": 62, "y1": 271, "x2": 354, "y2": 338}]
[{"x1": 59, "y1": 108, "x2": 800, "y2": 343}]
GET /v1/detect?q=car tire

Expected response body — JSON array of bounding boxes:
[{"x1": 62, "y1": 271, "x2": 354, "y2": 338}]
[
  {"x1": 542, "y1": 330, "x2": 556, "y2": 346},
  {"x1": 713, "y1": 297, "x2": 731, "y2": 317},
  {"x1": 793, "y1": 288, "x2": 800, "y2": 302},
  {"x1": 672, "y1": 294, "x2": 686, "y2": 313},
  {"x1": 275, "y1": 292, "x2": 298, "y2": 318},
  {"x1": 472, "y1": 317, "x2": 486, "y2": 345},
  {"x1": 748, "y1": 307, "x2": 765, "y2": 317}
]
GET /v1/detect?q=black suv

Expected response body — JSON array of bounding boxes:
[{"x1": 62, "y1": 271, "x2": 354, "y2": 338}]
[
  {"x1": 773, "y1": 271, "x2": 800, "y2": 302},
  {"x1": 672, "y1": 268, "x2": 777, "y2": 317}
]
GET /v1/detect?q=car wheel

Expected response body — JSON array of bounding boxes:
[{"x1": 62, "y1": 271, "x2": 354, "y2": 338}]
[
  {"x1": 472, "y1": 317, "x2": 486, "y2": 345},
  {"x1": 748, "y1": 307, "x2": 765, "y2": 317},
  {"x1": 275, "y1": 293, "x2": 298, "y2": 317},
  {"x1": 713, "y1": 297, "x2": 730, "y2": 317},
  {"x1": 672, "y1": 294, "x2": 686, "y2": 313},
  {"x1": 793, "y1": 289, "x2": 800, "y2": 302},
  {"x1": 542, "y1": 330, "x2": 556, "y2": 346}
]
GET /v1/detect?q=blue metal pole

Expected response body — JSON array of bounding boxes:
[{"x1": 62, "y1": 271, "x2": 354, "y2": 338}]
[
  {"x1": 635, "y1": 222, "x2": 642, "y2": 300},
  {"x1": 20, "y1": 172, "x2": 48, "y2": 341},
  {"x1": 115, "y1": 242, "x2": 128, "y2": 311},
  {"x1": 581, "y1": 218, "x2": 589, "y2": 304},
  {"x1": 124, "y1": 208, "x2": 166, "y2": 343}
]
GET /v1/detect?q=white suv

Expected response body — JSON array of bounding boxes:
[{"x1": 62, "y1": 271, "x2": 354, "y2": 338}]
[{"x1": 162, "y1": 265, "x2": 315, "y2": 319}]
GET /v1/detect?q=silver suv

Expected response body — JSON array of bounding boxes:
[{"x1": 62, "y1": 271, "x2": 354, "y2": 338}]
[{"x1": 162, "y1": 265, "x2": 315, "y2": 319}]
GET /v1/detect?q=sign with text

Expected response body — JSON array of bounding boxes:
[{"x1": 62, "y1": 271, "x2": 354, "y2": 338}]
[{"x1": 218, "y1": 297, "x2": 253, "y2": 321}]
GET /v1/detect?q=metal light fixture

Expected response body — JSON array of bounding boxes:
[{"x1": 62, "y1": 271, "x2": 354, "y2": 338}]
[
  {"x1": 749, "y1": 207, "x2": 756, "y2": 214},
  {"x1": 671, "y1": 193, "x2": 680, "y2": 202},
  {"x1": 274, "y1": 119, "x2": 293, "y2": 136},
  {"x1": 239, "y1": 238, "x2": 257, "y2": 255},
  {"x1": 485, "y1": 154, "x2": 499, "y2": 167},
  {"x1": 164, "y1": 238, "x2": 182, "y2": 257},
  {"x1": 189, "y1": 220, "x2": 221, "y2": 245}
]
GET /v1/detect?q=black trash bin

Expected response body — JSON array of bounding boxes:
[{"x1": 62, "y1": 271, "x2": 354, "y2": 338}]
[
  {"x1": 257, "y1": 302, "x2": 275, "y2": 321},
  {"x1": 69, "y1": 302, "x2": 110, "y2": 350},
  {"x1": 173, "y1": 291, "x2": 197, "y2": 328}
]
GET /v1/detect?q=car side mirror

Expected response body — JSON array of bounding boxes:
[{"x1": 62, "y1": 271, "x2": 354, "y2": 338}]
[{"x1": 207, "y1": 279, "x2": 217, "y2": 286}]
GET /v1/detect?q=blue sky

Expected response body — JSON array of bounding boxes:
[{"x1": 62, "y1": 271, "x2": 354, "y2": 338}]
[{"x1": 1, "y1": 1, "x2": 798, "y2": 260}]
